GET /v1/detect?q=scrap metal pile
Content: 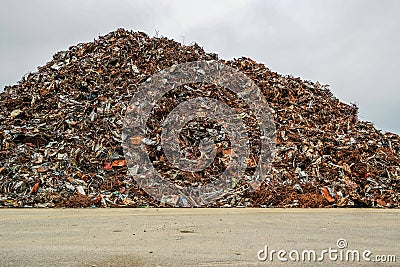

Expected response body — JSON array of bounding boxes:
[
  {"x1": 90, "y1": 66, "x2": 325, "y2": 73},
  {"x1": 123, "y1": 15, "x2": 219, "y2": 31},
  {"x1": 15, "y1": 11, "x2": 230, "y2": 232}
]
[{"x1": 1, "y1": 29, "x2": 399, "y2": 208}]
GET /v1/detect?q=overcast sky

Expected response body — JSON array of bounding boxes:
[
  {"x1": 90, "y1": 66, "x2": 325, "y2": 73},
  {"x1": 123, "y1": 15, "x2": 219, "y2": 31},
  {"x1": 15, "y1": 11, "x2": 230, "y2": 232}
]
[{"x1": 1, "y1": 0, "x2": 399, "y2": 134}]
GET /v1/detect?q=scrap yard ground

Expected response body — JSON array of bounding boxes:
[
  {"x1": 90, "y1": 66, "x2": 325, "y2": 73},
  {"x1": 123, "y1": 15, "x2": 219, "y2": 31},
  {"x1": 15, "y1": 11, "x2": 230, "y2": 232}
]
[{"x1": 1, "y1": 208, "x2": 399, "y2": 266}]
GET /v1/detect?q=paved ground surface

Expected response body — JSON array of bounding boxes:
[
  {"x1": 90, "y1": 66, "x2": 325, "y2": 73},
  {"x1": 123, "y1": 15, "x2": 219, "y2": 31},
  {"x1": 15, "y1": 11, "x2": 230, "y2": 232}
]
[{"x1": 0, "y1": 209, "x2": 399, "y2": 266}]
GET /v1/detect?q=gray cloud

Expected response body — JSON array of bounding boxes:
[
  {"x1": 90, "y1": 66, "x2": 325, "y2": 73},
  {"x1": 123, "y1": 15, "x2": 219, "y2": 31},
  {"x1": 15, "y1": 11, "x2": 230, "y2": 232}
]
[{"x1": 1, "y1": 0, "x2": 399, "y2": 133}]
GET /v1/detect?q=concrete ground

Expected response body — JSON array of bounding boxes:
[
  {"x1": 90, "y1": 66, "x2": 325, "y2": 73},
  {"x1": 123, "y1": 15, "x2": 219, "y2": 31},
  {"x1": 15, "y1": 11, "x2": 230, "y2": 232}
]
[{"x1": 0, "y1": 208, "x2": 399, "y2": 266}]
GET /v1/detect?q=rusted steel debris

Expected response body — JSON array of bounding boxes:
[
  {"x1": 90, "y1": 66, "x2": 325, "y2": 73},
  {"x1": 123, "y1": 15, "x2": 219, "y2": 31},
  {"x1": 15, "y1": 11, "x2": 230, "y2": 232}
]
[{"x1": 0, "y1": 29, "x2": 399, "y2": 208}]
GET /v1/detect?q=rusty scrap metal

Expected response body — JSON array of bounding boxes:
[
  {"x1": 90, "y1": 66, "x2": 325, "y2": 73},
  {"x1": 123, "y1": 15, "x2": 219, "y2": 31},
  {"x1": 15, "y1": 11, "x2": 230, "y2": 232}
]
[{"x1": 0, "y1": 29, "x2": 399, "y2": 208}]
